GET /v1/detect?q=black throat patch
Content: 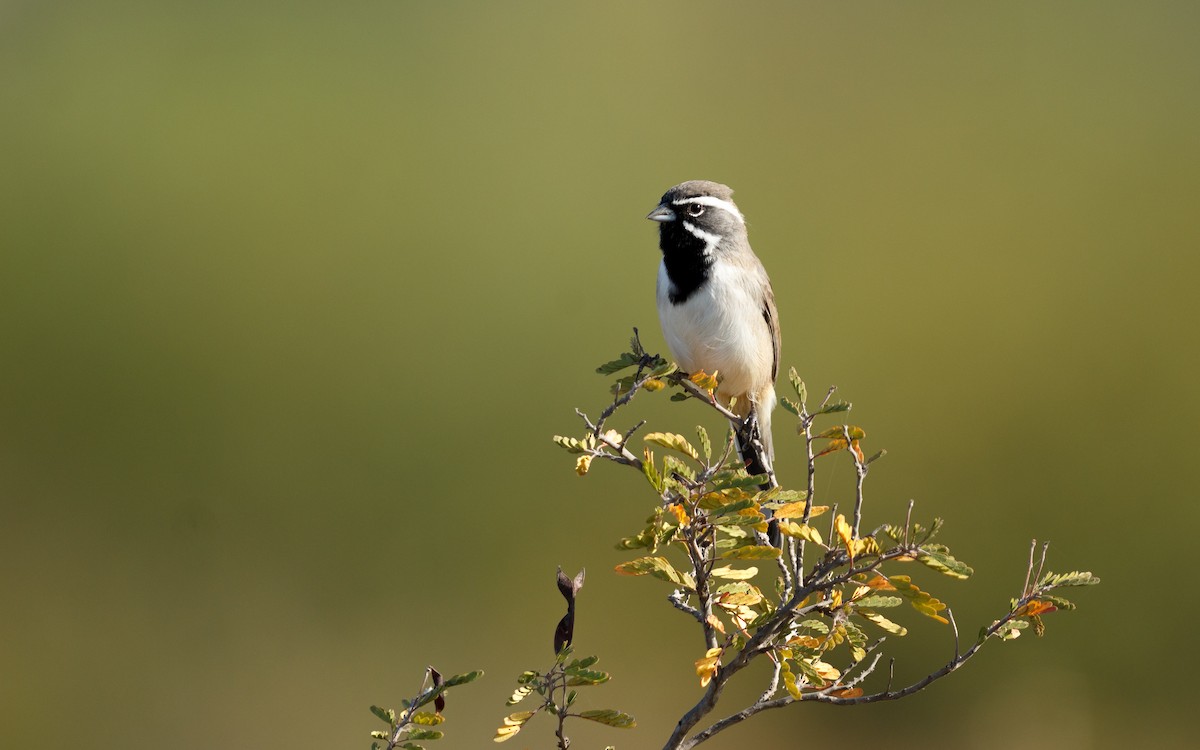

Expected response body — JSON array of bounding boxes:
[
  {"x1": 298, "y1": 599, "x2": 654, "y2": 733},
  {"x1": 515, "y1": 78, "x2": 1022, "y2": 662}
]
[{"x1": 659, "y1": 221, "x2": 713, "y2": 304}]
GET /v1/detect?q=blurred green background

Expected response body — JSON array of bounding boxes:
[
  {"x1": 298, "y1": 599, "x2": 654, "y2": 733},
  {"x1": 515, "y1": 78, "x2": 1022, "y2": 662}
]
[{"x1": 3, "y1": 1, "x2": 1197, "y2": 747}]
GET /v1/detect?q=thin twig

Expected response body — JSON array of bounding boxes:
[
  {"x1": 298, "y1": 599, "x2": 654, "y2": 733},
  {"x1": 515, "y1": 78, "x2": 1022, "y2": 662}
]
[{"x1": 1022, "y1": 539, "x2": 1038, "y2": 596}]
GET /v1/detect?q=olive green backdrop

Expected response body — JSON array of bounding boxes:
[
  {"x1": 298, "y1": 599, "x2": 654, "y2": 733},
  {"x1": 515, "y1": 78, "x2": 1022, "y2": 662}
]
[{"x1": 3, "y1": 1, "x2": 1197, "y2": 748}]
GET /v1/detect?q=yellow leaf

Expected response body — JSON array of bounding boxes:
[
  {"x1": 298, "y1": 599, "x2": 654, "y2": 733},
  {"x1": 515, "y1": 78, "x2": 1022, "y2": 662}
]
[
  {"x1": 857, "y1": 609, "x2": 908, "y2": 635},
  {"x1": 575, "y1": 455, "x2": 592, "y2": 476},
  {"x1": 812, "y1": 661, "x2": 841, "y2": 681},
  {"x1": 782, "y1": 666, "x2": 802, "y2": 698},
  {"x1": 503, "y1": 711, "x2": 536, "y2": 725},
  {"x1": 815, "y1": 438, "x2": 848, "y2": 458},
  {"x1": 718, "y1": 589, "x2": 763, "y2": 607},
  {"x1": 643, "y1": 377, "x2": 665, "y2": 391},
  {"x1": 774, "y1": 501, "x2": 830, "y2": 519},
  {"x1": 706, "y1": 614, "x2": 726, "y2": 635},
  {"x1": 601, "y1": 429, "x2": 624, "y2": 446},
  {"x1": 710, "y1": 565, "x2": 759, "y2": 580},
  {"x1": 695, "y1": 647, "x2": 723, "y2": 687},
  {"x1": 777, "y1": 520, "x2": 824, "y2": 545},
  {"x1": 830, "y1": 588, "x2": 843, "y2": 608},
  {"x1": 835, "y1": 514, "x2": 854, "y2": 563},
  {"x1": 644, "y1": 432, "x2": 701, "y2": 462}
]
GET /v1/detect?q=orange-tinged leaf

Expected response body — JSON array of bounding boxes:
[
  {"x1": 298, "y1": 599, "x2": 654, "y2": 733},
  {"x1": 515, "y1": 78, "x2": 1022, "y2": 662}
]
[
  {"x1": 830, "y1": 687, "x2": 863, "y2": 698},
  {"x1": 863, "y1": 573, "x2": 895, "y2": 590},
  {"x1": 667, "y1": 503, "x2": 690, "y2": 525},
  {"x1": 849, "y1": 440, "x2": 865, "y2": 463},
  {"x1": 706, "y1": 614, "x2": 726, "y2": 635},
  {"x1": 815, "y1": 438, "x2": 848, "y2": 458},
  {"x1": 1016, "y1": 600, "x2": 1058, "y2": 618},
  {"x1": 786, "y1": 635, "x2": 822, "y2": 649},
  {"x1": 690, "y1": 370, "x2": 719, "y2": 391}
]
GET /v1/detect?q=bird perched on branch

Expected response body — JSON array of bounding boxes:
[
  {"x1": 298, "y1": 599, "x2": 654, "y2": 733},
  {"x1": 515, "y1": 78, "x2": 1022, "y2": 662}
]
[{"x1": 648, "y1": 180, "x2": 780, "y2": 489}]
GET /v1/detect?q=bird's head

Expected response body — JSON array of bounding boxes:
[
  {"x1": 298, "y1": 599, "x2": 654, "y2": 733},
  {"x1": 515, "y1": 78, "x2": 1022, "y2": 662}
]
[{"x1": 647, "y1": 180, "x2": 746, "y2": 257}]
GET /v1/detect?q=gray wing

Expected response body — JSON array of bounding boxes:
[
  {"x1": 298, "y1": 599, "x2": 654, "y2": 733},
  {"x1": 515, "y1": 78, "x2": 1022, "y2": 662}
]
[{"x1": 762, "y1": 280, "x2": 781, "y2": 385}]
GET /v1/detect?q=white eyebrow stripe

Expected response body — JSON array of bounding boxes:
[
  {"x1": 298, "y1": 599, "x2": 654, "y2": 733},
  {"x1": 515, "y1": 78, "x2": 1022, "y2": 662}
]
[
  {"x1": 671, "y1": 195, "x2": 745, "y2": 223},
  {"x1": 682, "y1": 220, "x2": 723, "y2": 255}
]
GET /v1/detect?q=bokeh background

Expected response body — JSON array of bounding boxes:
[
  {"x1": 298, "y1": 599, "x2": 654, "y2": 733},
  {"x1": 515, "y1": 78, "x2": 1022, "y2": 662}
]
[{"x1": 3, "y1": 1, "x2": 1197, "y2": 747}]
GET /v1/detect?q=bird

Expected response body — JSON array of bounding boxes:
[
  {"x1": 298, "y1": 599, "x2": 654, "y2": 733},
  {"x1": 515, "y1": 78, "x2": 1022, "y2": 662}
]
[{"x1": 647, "y1": 180, "x2": 781, "y2": 489}]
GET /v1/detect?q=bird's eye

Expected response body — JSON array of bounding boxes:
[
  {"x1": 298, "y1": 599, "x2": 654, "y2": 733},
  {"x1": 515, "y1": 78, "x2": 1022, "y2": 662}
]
[{"x1": 687, "y1": 204, "x2": 705, "y2": 217}]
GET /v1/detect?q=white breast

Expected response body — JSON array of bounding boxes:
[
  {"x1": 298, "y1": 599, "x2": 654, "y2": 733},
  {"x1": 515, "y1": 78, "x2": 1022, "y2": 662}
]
[{"x1": 656, "y1": 259, "x2": 775, "y2": 402}]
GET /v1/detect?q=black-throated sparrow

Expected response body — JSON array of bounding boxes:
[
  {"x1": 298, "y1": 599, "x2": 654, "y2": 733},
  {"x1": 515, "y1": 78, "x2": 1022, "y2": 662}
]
[{"x1": 648, "y1": 180, "x2": 780, "y2": 487}]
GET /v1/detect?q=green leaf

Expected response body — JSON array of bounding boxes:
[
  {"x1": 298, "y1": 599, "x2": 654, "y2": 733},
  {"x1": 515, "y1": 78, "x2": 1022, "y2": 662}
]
[
  {"x1": 565, "y1": 669, "x2": 611, "y2": 686},
  {"x1": 696, "y1": 425, "x2": 712, "y2": 461},
  {"x1": 642, "y1": 450, "x2": 663, "y2": 492},
  {"x1": 1036, "y1": 593, "x2": 1077, "y2": 610},
  {"x1": 719, "y1": 545, "x2": 781, "y2": 560},
  {"x1": 596, "y1": 352, "x2": 640, "y2": 375},
  {"x1": 917, "y1": 551, "x2": 974, "y2": 580},
  {"x1": 1039, "y1": 570, "x2": 1100, "y2": 588},
  {"x1": 791, "y1": 658, "x2": 826, "y2": 685},
  {"x1": 577, "y1": 709, "x2": 636, "y2": 728},
  {"x1": 788, "y1": 368, "x2": 807, "y2": 404},
  {"x1": 370, "y1": 706, "x2": 394, "y2": 725},
  {"x1": 443, "y1": 670, "x2": 483, "y2": 687},
  {"x1": 614, "y1": 556, "x2": 694, "y2": 588},
  {"x1": 818, "y1": 400, "x2": 852, "y2": 415},
  {"x1": 714, "y1": 513, "x2": 766, "y2": 528},
  {"x1": 410, "y1": 712, "x2": 443, "y2": 726},
  {"x1": 994, "y1": 619, "x2": 1029, "y2": 640},
  {"x1": 780, "y1": 396, "x2": 802, "y2": 417},
  {"x1": 815, "y1": 425, "x2": 866, "y2": 440},
  {"x1": 670, "y1": 392, "x2": 691, "y2": 402},
  {"x1": 853, "y1": 595, "x2": 902, "y2": 608},
  {"x1": 552, "y1": 435, "x2": 589, "y2": 454},
  {"x1": 566, "y1": 655, "x2": 599, "y2": 670},
  {"x1": 709, "y1": 498, "x2": 756, "y2": 516},
  {"x1": 710, "y1": 472, "x2": 770, "y2": 491},
  {"x1": 650, "y1": 360, "x2": 678, "y2": 377},
  {"x1": 407, "y1": 729, "x2": 443, "y2": 741}
]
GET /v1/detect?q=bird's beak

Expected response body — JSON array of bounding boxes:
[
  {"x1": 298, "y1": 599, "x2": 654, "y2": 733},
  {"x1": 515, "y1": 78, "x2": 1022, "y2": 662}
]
[{"x1": 646, "y1": 204, "x2": 675, "y2": 222}]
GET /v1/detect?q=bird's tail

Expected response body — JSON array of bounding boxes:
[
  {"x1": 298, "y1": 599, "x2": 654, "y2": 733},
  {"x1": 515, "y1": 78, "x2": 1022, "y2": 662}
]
[
  {"x1": 732, "y1": 397, "x2": 779, "y2": 547},
  {"x1": 730, "y1": 391, "x2": 776, "y2": 491},
  {"x1": 734, "y1": 413, "x2": 775, "y2": 491}
]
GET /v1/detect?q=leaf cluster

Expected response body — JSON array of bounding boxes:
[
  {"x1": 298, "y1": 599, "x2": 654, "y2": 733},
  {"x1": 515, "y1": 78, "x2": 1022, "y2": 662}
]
[
  {"x1": 369, "y1": 667, "x2": 483, "y2": 750},
  {"x1": 552, "y1": 335, "x2": 1097, "y2": 748},
  {"x1": 494, "y1": 648, "x2": 635, "y2": 744}
]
